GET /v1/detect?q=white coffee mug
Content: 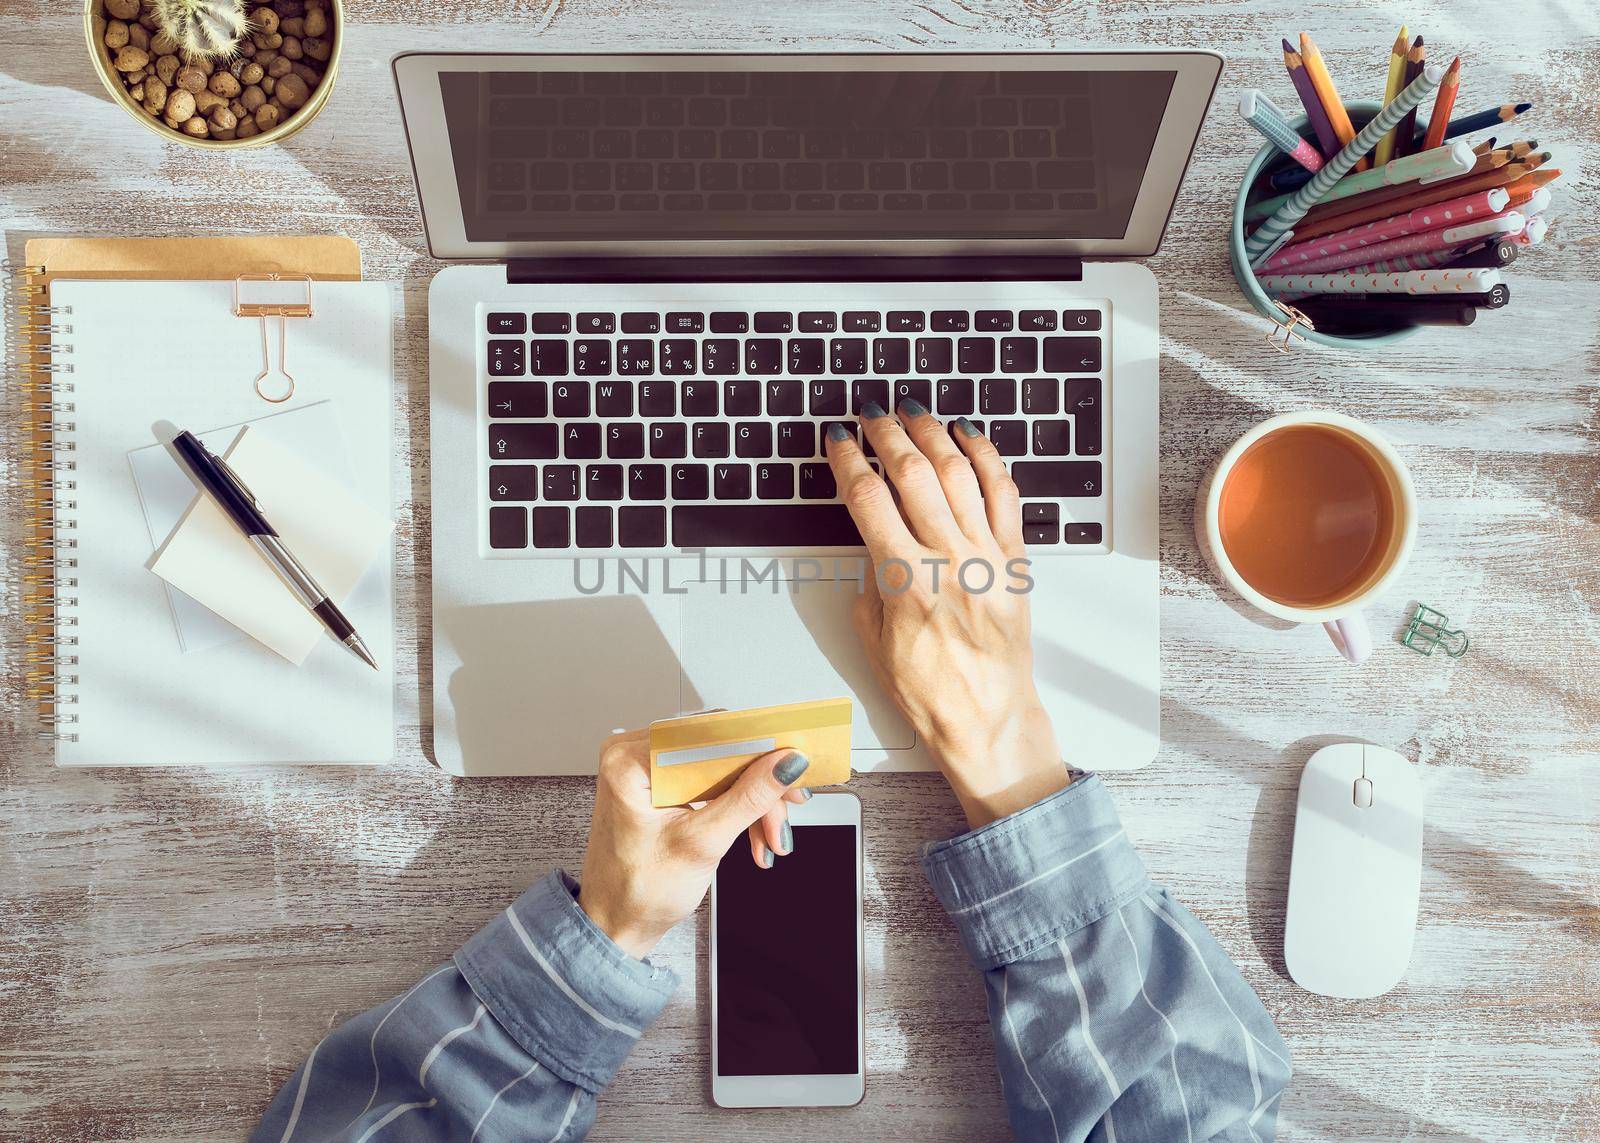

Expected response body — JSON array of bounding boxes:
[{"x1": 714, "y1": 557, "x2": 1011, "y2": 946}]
[{"x1": 1195, "y1": 411, "x2": 1417, "y2": 664}]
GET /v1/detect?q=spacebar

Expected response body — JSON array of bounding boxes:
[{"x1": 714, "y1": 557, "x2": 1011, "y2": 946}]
[{"x1": 673, "y1": 505, "x2": 863, "y2": 547}]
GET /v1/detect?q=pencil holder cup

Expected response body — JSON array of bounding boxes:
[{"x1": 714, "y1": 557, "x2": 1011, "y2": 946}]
[{"x1": 1231, "y1": 100, "x2": 1421, "y2": 351}]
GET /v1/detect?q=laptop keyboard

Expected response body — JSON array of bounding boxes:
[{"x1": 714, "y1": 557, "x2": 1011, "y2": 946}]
[{"x1": 482, "y1": 303, "x2": 1107, "y2": 553}]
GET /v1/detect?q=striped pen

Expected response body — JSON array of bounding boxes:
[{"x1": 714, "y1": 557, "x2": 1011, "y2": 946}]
[
  {"x1": 1257, "y1": 267, "x2": 1503, "y2": 296},
  {"x1": 1245, "y1": 63, "x2": 1447, "y2": 262},
  {"x1": 1262, "y1": 187, "x2": 1511, "y2": 272},
  {"x1": 1332, "y1": 245, "x2": 1493, "y2": 274},
  {"x1": 1240, "y1": 89, "x2": 1323, "y2": 171},
  {"x1": 1244, "y1": 140, "x2": 1474, "y2": 224},
  {"x1": 1282, "y1": 212, "x2": 1525, "y2": 276}
]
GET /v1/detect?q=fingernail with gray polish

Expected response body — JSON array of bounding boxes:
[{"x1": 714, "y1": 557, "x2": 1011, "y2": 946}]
[
  {"x1": 899, "y1": 397, "x2": 928, "y2": 416},
  {"x1": 862, "y1": 401, "x2": 888, "y2": 420},
  {"x1": 773, "y1": 751, "x2": 810, "y2": 785},
  {"x1": 955, "y1": 416, "x2": 981, "y2": 438},
  {"x1": 796, "y1": 786, "x2": 814, "y2": 802},
  {"x1": 780, "y1": 822, "x2": 794, "y2": 854},
  {"x1": 826, "y1": 422, "x2": 852, "y2": 443},
  {"x1": 760, "y1": 846, "x2": 775, "y2": 869}
]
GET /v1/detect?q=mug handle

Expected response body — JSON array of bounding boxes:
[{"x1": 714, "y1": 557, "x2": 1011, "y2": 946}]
[{"x1": 1322, "y1": 614, "x2": 1373, "y2": 664}]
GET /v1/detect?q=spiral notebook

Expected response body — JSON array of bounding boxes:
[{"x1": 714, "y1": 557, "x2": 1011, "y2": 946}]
[{"x1": 8, "y1": 237, "x2": 396, "y2": 765}]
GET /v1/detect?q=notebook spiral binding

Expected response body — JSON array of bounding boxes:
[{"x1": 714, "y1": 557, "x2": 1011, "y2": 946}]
[{"x1": 4, "y1": 259, "x2": 81, "y2": 742}]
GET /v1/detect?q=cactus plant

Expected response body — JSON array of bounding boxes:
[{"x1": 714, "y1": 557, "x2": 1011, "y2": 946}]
[{"x1": 151, "y1": 0, "x2": 248, "y2": 62}]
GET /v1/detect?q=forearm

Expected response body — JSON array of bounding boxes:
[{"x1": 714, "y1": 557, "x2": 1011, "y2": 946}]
[
  {"x1": 252, "y1": 871, "x2": 676, "y2": 1143},
  {"x1": 923, "y1": 775, "x2": 1292, "y2": 1142}
]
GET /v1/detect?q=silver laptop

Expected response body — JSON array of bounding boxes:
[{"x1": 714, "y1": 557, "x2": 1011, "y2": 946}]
[{"x1": 394, "y1": 52, "x2": 1222, "y2": 776}]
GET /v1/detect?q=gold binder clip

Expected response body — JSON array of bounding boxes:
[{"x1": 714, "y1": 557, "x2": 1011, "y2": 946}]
[
  {"x1": 1265, "y1": 300, "x2": 1315, "y2": 354},
  {"x1": 233, "y1": 273, "x2": 313, "y2": 403}
]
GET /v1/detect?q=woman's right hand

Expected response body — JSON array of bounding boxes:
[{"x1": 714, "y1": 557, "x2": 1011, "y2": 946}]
[{"x1": 824, "y1": 403, "x2": 1073, "y2": 829}]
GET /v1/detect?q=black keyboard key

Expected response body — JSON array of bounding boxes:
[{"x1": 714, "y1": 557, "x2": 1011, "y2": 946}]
[
  {"x1": 1023, "y1": 522, "x2": 1059, "y2": 545},
  {"x1": 724, "y1": 380, "x2": 762, "y2": 416},
  {"x1": 489, "y1": 465, "x2": 539, "y2": 501},
  {"x1": 873, "y1": 337, "x2": 910, "y2": 373},
  {"x1": 1019, "y1": 309, "x2": 1057, "y2": 331},
  {"x1": 936, "y1": 378, "x2": 975, "y2": 415},
  {"x1": 489, "y1": 506, "x2": 527, "y2": 548},
  {"x1": 672, "y1": 463, "x2": 709, "y2": 500},
  {"x1": 693, "y1": 422, "x2": 731, "y2": 458},
  {"x1": 809, "y1": 380, "x2": 847, "y2": 416},
  {"x1": 1043, "y1": 336, "x2": 1102, "y2": 373},
  {"x1": 553, "y1": 381, "x2": 591, "y2": 418},
  {"x1": 930, "y1": 310, "x2": 970, "y2": 332},
  {"x1": 595, "y1": 380, "x2": 633, "y2": 418},
  {"x1": 787, "y1": 339, "x2": 826, "y2": 375},
  {"x1": 755, "y1": 311, "x2": 793, "y2": 333},
  {"x1": 616, "y1": 340, "x2": 654, "y2": 375},
  {"x1": 1023, "y1": 378, "x2": 1059, "y2": 415},
  {"x1": 1066, "y1": 378, "x2": 1102, "y2": 455},
  {"x1": 673, "y1": 505, "x2": 863, "y2": 547},
  {"x1": 488, "y1": 312, "x2": 526, "y2": 335},
  {"x1": 887, "y1": 311, "x2": 925, "y2": 332},
  {"x1": 765, "y1": 381, "x2": 803, "y2": 415},
  {"x1": 607, "y1": 422, "x2": 645, "y2": 459},
  {"x1": 894, "y1": 379, "x2": 933, "y2": 411},
  {"x1": 710, "y1": 311, "x2": 749, "y2": 333},
  {"x1": 563, "y1": 423, "x2": 602, "y2": 459},
  {"x1": 777, "y1": 421, "x2": 815, "y2": 458},
  {"x1": 678, "y1": 381, "x2": 716, "y2": 417},
  {"x1": 650, "y1": 422, "x2": 688, "y2": 458},
  {"x1": 975, "y1": 310, "x2": 1014, "y2": 331},
  {"x1": 1065, "y1": 522, "x2": 1102, "y2": 544},
  {"x1": 488, "y1": 339, "x2": 525, "y2": 376},
  {"x1": 980, "y1": 378, "x2": 1017, "y2": 415},
  {"x1": 659, "y1": 339, "x2": 697, "y2": 375},
  {"x1": 821, "y1": 420, "x2": 856, "y2": 445},
  {"x1": 531, "y1": 312, "x2": 571, "y2": 334},
  {"x1": 619, "y1": 505, "x2": 667, "y2": 548},
  {"x1": 1062, "y1": 309, "x2": 1102, "y2": 331},
  {"x1": 1012, "y1": 461, "x2": 1102, "y2": 497},
  {"x1": 529, "y1": 339, "x2": 569, "y2": 376},
  {"x1": 1000, "y1": 337, "x2": 1037, "y2": 373},
  {"x1": 736, "y1": 421, "x2": 774, "y2": 457},
  {"x1": 1033, "y1": 420, "x2": 1071, "y2": 456},
  {"x1": 543, "y1": 464, "x2": 581, "y2": 501},
  {"x1": 798, "y1": 311, "x2": 836, "y2": 332},
  {"x1": 586, "y1": 464, "x2": 624, "y2": 501},
  {"x1": 957, "y1": 337, "x2": 995, "y2": 374},
  {"x1": 948, "y1": 419, "x2": 985, "y2": 443},
  {"x1": 639, "y1": 381, "x2": 676, "y2": 417},
  {"x1": 799, "y1": 462, "x2": 837, "y2": 499},
  {"x1": 576, "y1": 505, "x2": 613, "y2": 548},
  {"x1": 490, "y1": 423, "x2": 558, "y2": 460},
  {"x1": 576, "y1": 312, "x2": 615, "y2": 334},
  {"x1": 1023, "y1": 503, "x2": 1059, "y2": 524},
  {"x1": 702, "y1": 339, "x2": 740, "y2": 376},
  {"x1": 621, "y1": 312, "x2": 660, "y2": 333},
  {"x1": 574, "y1": 340, "x2": 612, "y2": 376},
  {"x1": 745, "y1": 339, "x2": 783, "y2": 375},
  {"x1": 843, "y1": 311, "x2": 880, "y2": 332},
  {"x1": 665, "y1": 311, "x2": 705, "y2": 333},
  {"x1": 757, "y1": 462, "x2": 795, "y2": 499},
  {"x1": 487, "y1": 381, "x2": 547, "y2": 418},
  {"x1": 715, "y1": 463, "x2": 752, "y2": 499},
  {"x1": 830, "y1": 338, "x2": 868, "y2": 374},
  {"x1": 915, "y1": 337, "x2": 953, "y2": 373},
  {"x1": 990, "y1": 420, "x2": 1027, "y2": 455},
  {"x1": 853, "y1": 379, "x2": 890, "y2": 413},
  {"x1": 629, "y1": 463, "x2": 667, "y2": 500},
  {"x1": 532, "y1": 506, "x2": 570, "y2": 548}
]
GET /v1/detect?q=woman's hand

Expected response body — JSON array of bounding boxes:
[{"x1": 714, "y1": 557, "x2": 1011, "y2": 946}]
[
  {"x1": 576, "y1": 729, "x2": 811, "y2": 959},
  {"x1": 825, "y1": 402, "x2": 1071, "y2": 829}
]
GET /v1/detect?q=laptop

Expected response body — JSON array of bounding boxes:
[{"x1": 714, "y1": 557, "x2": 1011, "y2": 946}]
[{"x1": 393, "y1": 52, "x2": 1222, "y2": 776}]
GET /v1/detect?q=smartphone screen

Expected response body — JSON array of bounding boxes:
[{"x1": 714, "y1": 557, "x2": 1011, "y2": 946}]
[{"x1": 714, "y1": 823, "x2": 860, "y2": 1077}]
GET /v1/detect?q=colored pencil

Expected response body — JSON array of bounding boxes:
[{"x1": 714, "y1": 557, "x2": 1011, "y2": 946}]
[
  {"x1": 1295, "y1": 298, "x2": 1478, "y2": 328},
  {"x1": 1393, "y1": 36, "x2": 1427, "y2": 159},
  {"x1": 1244, "y1": 140, "x2": 1474, "y2": 225},
  {"x1": 1280, "y1": 155, "x2": 1521, "y2": 240},
  {"x1": 1299, "y1": 33, "x2": 1367, "y2": 172},
  {"x1": 1523, "y1": 149, "x2": 1553, "y2": 170},
  {"x1": 1424, "y1": 58, "x2": 1462, "y2": 151},
  {"x1": 1283, "y1": 212, "x2": 1524, "y2": 276},
  {"x1": 1374, "y1": 27, "x2": 1410, "y2": 167},
  {"x1": 1472, "y1": 137, "x2": 1497, "y2": 155},
  {"x1": 1240, "y1": 90, "x2": 1324, "y2": 171},
  {"x1": 1283, "y1": 38, "x2": 1340, "y2": 157},
  {"x1": 1439, "y1": 239, "x2": 1519, "y2": 269},
  {"x1": 1244, "y1": 64, "x2": 1447, "y2": 261},
  {"x1": 1257, "y1": 267, "x2": 1502, "y2": 296},
  {"x1": 1414, "y1": 102, "x2": 1532, "y2": 145},
  {"x1": 1262, "y1": 187, "x2": 1511, "y2": 273}
]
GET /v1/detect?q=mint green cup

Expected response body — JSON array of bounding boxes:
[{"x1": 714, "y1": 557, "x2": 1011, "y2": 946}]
[{"x1": 1231, "y1": 99, "x2": 1421, "y2": 350}]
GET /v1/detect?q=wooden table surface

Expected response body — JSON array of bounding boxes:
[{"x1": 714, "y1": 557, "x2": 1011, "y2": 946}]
[{"x1": 4, "y1": 2, "x2": 1597, "y2": 1139}]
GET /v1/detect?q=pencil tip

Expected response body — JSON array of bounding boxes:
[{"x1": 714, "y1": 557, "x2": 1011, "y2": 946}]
[
  {"x1": 1514, "y1": 101, "x2": 1533, "y2": 113},
  {"x1": 1282, "y1": 37, "x2": 1294, "y2": 51}
]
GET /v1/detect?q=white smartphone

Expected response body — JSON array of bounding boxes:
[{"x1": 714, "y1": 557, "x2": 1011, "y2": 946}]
[{"x1": 710, "y1": 790, "x2": 865, "y2": 1108}]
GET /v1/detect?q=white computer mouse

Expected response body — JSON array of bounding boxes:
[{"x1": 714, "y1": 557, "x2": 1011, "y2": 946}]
[{"x1": 1284, "y1": 742, "x2": 1424, "y2": 998}]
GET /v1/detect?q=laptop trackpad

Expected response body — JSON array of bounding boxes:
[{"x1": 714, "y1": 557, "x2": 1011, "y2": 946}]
[{"x1": 678, "y1": 578, "x2": 915, "y2": 751}]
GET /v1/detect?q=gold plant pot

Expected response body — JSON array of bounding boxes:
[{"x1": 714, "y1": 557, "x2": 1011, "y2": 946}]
[{"x1": 84, "y1": 0, "x2": 343, "y2": 149}]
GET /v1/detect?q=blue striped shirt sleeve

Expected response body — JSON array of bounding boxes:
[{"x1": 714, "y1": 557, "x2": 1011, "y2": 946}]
[
  {"x1": 250, "y1": 871, "x2": 676, "y2": 1143},
  {"x1": 922, "y1": 774, "x2": 1292, "y2": 1142}
]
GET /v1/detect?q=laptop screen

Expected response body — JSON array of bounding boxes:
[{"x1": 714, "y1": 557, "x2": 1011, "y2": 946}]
[{"x1": 435, "y1": 68, "x2": 1178, "y2": 244}]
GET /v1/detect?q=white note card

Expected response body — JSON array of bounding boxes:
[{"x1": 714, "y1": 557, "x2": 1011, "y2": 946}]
[{"x1": 149, "y1": 423, "x2": 395, "y2": 664}]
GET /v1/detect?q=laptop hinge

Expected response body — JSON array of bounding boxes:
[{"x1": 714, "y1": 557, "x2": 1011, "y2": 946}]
[{"x1": 505, "y1": 255, "x2": 1084, "y2": 285}]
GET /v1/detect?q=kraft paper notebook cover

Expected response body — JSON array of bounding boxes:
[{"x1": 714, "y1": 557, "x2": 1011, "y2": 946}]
[{"x1": 9, "y1": 236, "x2": 394, "y2": 765}]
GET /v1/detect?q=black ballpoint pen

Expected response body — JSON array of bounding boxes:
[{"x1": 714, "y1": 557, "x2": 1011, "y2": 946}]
[{"x1": 169, "y1": 429, "x2": 379, "y2": 670}]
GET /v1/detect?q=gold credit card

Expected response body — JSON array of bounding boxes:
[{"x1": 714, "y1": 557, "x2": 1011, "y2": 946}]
[{"x1": 649, "y1": 697, "x2": 853, "y2": 808}]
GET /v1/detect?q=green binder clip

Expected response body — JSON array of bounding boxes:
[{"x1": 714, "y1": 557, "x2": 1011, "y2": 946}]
[{"x1": 1401, "y1": 604, "x2": 1469, "y2": 658}]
